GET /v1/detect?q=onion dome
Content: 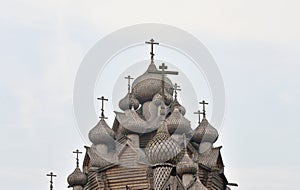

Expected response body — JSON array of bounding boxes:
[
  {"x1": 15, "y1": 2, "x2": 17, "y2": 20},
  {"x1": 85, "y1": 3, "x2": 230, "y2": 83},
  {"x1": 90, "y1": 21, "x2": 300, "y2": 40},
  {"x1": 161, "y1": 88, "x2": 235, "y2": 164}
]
[
  {"x1": 166, "y1": 107, "x2": 192, "y2": 135},
  {"x1": 145, "y1": 120, "x2": 181, "y2": 164},
  {"x1": 176, "y1": 134, "x2": 198, "y2": 175},
  {"x1": 176, "y1": 151, "x2": 198, "y2": 176},
  {"x1": 169, "y1": 98, "x2": 186, "y2": 115},
  {"x1": 132, "y1": 62, "x2": 173, "y2": 103},
  {"x1": 67, "y1": 167, "x2": 87, "y2": 187},
  {"x1": 119, "y1": 93, "x2": 140, "y2": 111},
  {"x1": 191, "y1": 118, "x2": 219, "y2": 144},
  {"x1": 115, "y1": 109, "x2": 146, "y2": 134},
  {"x1": 88, "y1": 119, "x2": 115, "y2": 145},
  {"x1": 152, "y1": 93, "x2": 163, "y2": 106}
]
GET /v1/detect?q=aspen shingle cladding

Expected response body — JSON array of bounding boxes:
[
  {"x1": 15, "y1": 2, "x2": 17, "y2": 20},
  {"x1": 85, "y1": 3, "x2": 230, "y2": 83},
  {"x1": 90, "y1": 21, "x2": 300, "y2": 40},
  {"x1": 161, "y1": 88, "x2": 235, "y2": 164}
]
[
  {"x1": 197, "y1": 147, "x2": 223, "y2": 169},
  {"x1": 139, "y1": 131, "x2": 156, "y2": 148}
]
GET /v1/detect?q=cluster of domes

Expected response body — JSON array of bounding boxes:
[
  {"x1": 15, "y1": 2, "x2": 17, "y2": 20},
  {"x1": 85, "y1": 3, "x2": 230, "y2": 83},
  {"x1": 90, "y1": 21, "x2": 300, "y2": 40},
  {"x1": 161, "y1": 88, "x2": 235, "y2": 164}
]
[{"x1": 67, "y1": 39, "x2": 227, "y2": 190}]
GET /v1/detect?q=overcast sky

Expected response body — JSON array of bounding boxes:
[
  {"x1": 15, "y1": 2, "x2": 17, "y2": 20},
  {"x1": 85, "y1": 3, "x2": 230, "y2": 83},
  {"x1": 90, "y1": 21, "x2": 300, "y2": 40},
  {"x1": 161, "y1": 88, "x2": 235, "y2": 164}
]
[{"x1": 1, "y1": 0, "x2": 300, "y2": 189}]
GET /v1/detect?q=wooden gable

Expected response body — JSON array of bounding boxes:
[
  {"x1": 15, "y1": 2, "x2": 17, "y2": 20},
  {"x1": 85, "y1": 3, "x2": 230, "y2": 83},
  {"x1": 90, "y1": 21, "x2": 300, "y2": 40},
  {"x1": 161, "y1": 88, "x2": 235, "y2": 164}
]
[{"x1": 162, "y1": 175, "x2": 185, "y2": 190}]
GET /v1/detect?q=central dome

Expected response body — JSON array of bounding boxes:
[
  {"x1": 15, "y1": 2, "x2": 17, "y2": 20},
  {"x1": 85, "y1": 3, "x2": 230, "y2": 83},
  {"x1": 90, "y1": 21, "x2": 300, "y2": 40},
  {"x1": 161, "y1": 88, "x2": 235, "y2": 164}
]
[{"x1": 132, "y1": 62, "x2": 174, "y2": 103}]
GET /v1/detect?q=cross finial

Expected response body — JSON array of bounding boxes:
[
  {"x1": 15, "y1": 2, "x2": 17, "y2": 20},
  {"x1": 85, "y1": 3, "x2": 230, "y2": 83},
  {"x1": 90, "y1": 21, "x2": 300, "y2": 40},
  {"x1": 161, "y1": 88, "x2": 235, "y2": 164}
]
[
  {"x1": 124, "y1": 75, "x2": 134, "y2": 93},
  {"x1": 149, "y1": 63, "x2": 178, "y2": 101},
  {"x1": 72, "y1": 149, "x2": 82, "y2": 167},
  {"x1": 193, "y1": 110, "x2": 203, "y2": 124},
  {"x1": 199, "y1": 100, "x2": 208, "y2": 118},
  {"x1": 46, "y1": 172, "x2": 57, "y2": 190},
  {"x1": 145, "y1": 38, "x2": 159, "y2": 61},
  {"x1": 97, "y1": 96, "x2": 108, "y2": 119},
  {"x1": 173, "y1": 83, "x2": 181, "y2": 99}
]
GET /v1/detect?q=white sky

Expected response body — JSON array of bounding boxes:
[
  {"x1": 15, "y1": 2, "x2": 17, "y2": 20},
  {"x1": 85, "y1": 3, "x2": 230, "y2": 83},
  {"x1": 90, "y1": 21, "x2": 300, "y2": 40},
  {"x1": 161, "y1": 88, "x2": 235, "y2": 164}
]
[{"x1": 1, "y1": 0, "x2": 300, "y2": 189}]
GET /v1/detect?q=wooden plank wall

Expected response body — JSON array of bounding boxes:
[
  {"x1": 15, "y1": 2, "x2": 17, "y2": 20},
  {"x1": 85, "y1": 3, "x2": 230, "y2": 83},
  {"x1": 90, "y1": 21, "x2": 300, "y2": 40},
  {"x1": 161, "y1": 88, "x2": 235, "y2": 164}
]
[{"x1": 105, "y1": 145, "x2": 151, "y2": 190}]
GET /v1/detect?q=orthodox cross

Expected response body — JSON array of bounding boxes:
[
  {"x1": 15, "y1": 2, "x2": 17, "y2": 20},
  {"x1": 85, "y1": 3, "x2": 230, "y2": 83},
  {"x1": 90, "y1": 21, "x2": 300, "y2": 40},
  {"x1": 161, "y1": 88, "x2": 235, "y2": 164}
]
[
  {"x1": 145, "y1": 38, "x2": 159, "y2": 61},
  {"x1": 72, "y1": 149, "x2": 82, "y2": 167},
  {"x1": 97, "y1": 96, "x2": 108, "y2": 119},
  {"x1": 173, "y1": 83, "x2": 181, "y2": 99},
  {"x1": 193, "y1": 110, "x2": 203, "y2": 124},
  {"x1": 46, "y1": 172, "x2": 57, "y2": 190},
  {"x1": 199, "y1": 100, "x2": 208, "y2": 118},
  {"x1": 149, "y1": 63, "x2": 178, "y2": 100},
  {"x1": 124, "y1": 75, "x2": 134, "y2": 93}
]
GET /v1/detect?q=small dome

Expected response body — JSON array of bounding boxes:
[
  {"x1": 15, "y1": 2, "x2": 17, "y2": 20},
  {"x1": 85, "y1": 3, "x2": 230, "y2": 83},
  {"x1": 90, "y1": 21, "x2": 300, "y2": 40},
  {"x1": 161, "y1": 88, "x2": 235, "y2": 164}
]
[
  {"x1": 191, "y1": 118, "x2": 218, "y2": 144},
  {"x1": 176, "y1": 151, "x2": 198, "y2": 175},
  {"x1": 166, "y1": 107, "x2": 192, "y2": 135},
  {"x1": 169, "y1": 98, "x2": 186, "y2": 115},
  {"x1": 116, "y1": 109, "x2": 146, "y2": 134},
  {"x1": 132, "y1": 63, "x2": 173, "y2": 103},
  {"x1": 145, "y1": 121, "x2": 181, "y2": 164},
  {"x1": 88, "y1": 119, "x2": 115, "y2": 145},
  {"x1": 67, "y1": 167, "x2": 87, "y2": 187},
  {"x1": 152, "y1": 93, "x2": 163, "y2": 106},
  {"x1": 119, "y1": 93, "x2": 140, "y2": 111}
]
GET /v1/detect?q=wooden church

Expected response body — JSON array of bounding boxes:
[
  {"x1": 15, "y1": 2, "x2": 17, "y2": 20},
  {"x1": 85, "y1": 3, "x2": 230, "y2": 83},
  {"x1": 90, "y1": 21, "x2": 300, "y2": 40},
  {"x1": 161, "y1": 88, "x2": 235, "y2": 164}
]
[{"x1": 66, "y1": 39, "x2": 237, "y2": 190}]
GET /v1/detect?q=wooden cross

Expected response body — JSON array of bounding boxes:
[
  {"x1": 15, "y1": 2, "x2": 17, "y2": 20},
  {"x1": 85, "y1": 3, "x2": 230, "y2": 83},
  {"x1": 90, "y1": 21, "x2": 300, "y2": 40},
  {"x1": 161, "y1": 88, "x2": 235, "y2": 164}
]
[
  {"x1": 72, "y1": 149, "x2": 82, "y2": 167},
  {"x1": 193, "y1": 110, "x2": 203, "y2": 124},
  {"x1": 97, "y1": 96, "x2": 108, "y2": 119},
  {"x1": 199, "y1": 100, "x2": 208, "y2": 118},
  {"x1": 124, "y1": 75, "x2": 134, "y2": 93},
  {"x1": 173, "y1": 83, "x2": 181, "y2": 99},
  {"x1": 46, "y1": 172, "x2": 57, "y2": 190},
  {"x1": 145, "y1": 38, "x2": 159, "y2": 61},
  {"x1": 149, "y1": 63, "x2": 178, "y2": 100}
]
